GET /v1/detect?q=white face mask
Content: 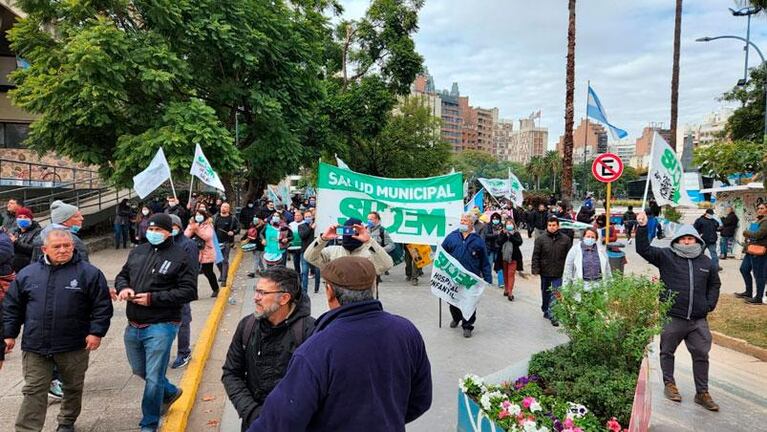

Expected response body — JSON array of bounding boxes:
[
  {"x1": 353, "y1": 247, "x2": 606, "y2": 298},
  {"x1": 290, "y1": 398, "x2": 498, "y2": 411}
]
[
  {"x1": 195, "y1": 214, "x2": 204, "y2": 223},
  {"x1": 582, "y1": 238, "x2": 596, "y2": 247},
  {"x1": 141, "y1": 209, "x2": 150, "y2": 216}
]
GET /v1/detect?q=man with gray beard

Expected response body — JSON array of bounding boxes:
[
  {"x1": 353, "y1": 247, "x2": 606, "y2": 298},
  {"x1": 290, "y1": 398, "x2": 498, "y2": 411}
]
[{"x1": 221, "y1": 267, "x2": 315, "y2": 431}]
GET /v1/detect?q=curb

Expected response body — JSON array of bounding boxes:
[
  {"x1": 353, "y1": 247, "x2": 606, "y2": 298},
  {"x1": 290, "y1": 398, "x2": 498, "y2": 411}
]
[
  {"x1": 160, "y1": 247, "x2": 244, "y2": 432},
  {"x1": 711, "y1": 330, "x2": 767, "y2": 362}
]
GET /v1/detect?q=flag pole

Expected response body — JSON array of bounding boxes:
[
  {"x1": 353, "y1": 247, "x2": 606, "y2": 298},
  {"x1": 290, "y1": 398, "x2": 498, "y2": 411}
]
[
  {"x1": 438, "y1": 298, "x2": 442, "y2": 328},
  {"x1": 641, "y1": 132, "x2": 656, "y2": 209},
  {"x1": 582, "y1": 81, "x2": 590, "y2": 197},
  {"x1": 188, "y1": 176, "x2": 195, "y2": 206},
  {"x1": 168, "y1": 175, "x2": 178, "y2": 200}
]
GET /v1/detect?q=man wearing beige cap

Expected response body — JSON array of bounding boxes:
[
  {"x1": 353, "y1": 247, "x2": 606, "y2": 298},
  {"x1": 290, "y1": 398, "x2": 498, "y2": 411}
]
[{"x1": 247, "y1": 256, "x2": 432, "y2": 432}]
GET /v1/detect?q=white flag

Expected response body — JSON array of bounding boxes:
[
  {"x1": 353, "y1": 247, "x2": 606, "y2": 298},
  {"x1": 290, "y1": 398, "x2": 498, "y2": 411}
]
[
  {"x1": 506, "y1": 168, "x2": 524, "y2": 207},
  {"x1": 133, "y1": 148, "x2": 172, "y2": 199},
  {"x1": 335, "y1": 154, "x2": 349, "y2": 169},
  {"x1": 649, "y1": 132, "x2": 694, "y2": 207},
  {"x1": 190, "y1": 144, "x2": 225, "y2": 191},
  {"x1": 430, "y1": 246, "x2": 488, "y2": 319}
]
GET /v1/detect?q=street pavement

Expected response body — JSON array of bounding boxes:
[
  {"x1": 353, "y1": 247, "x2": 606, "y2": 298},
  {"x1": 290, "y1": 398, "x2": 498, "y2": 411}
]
[{"x1": 1, "y1": 232, "x2": 765, "y2": 431}]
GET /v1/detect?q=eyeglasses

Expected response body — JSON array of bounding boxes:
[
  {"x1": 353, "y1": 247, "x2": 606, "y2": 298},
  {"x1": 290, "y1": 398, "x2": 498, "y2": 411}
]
[{"x1": 254, "y1": 289, "x2": 287, "y2": 298}]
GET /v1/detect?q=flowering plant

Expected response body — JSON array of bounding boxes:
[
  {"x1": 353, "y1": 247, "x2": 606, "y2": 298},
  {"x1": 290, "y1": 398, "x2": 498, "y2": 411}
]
[{"x1": 460, "y1": 374, "x2": 628, "y2": 432}]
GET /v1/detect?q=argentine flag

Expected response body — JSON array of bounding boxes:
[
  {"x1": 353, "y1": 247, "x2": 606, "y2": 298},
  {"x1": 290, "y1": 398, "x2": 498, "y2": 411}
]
[{"x1": 587, "y1": 85, "x2": 628, "y2": 140}]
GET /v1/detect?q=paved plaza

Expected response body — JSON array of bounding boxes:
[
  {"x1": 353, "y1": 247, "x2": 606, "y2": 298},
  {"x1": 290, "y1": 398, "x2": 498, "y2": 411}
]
[{"x1": 1, "y1": 235, "x2": 765, "y2": 431}]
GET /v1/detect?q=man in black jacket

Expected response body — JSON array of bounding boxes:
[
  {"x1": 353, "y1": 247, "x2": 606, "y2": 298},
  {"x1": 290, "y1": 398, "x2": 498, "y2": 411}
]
[
  {"x1": 222, "y1": 266, "x2": 315, "y2": 431},
  {"x1": 532, "y1": 204, "x2": 549, "y2": 239},
  {"x1": 636, "y1": 212, "x2": 721, "y2": 412},
  {"x1": 115, "y1": 213, "x2": 198, "y2": 432},
  {"x1": 214, "y1": 202, "x2": 241, "y2": 283},
  {"x1": 693, "y1": 209, "x2": 720, "y2": 271},
  {"x1": 531, "y1": 217, "x2": 572, "y2": 327},
  {"x1": 718, "y1": 206, "x2": 738, "y2": 259},
  {"x1": 3, "y1": 229, "x2": 113, "y2": 432}
]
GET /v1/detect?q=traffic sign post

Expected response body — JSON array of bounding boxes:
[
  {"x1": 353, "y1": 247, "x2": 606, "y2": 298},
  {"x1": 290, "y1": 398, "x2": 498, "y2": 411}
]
[{"x1": 591, "y1": 153, "x2": 624, "y2": 244}]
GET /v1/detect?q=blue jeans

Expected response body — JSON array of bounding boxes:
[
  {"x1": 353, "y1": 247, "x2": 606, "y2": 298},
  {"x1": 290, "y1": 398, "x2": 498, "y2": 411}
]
[
  {"x1": 124, "y1": 322, "x2": 180, "y2": 430},
  {"x1": 740, "y1": 254, "x2": 767, "y2": 299},
  {"x1": 114, "y1": 224, "x2": 130, "y2": 248},
  {"x1": 486, "y1": 251, "x2": 504, "y2": 286},
  {"x1": 540, "y1": 276, "x2": 562, "y2": 319},
  {"x1": 301, "y1": 254, "x2": 320, "y2": 294},
  {"x1": 706, "y1": 243, "x2": 719, "y2": 270},
  {"x1": 719, "y1": 237, "x2": 733, "y2": 257},
  {"x1": 177, "y1": 304, "x2": 192, "y2": 357}
]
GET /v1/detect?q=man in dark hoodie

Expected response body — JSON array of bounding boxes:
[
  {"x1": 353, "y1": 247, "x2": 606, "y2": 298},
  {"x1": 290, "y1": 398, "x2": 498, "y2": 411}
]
[
  {"x1": 636, "y1": 212, "x2": 721, "y2": 412},
  {"x1": 222, "y1": 267, "x2": 314, "y2": 431},
  {"x1": 246, "y1": 256, "x2": 431, "y2": 432}
]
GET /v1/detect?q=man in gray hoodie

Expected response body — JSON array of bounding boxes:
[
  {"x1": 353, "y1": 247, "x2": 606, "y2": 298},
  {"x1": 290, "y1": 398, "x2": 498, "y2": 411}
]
[{"x1": 635, "y1": 212, "x2": 721, "y2": 412}]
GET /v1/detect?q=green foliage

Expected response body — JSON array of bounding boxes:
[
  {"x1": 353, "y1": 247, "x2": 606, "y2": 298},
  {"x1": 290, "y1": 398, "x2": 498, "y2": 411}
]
[
  {"x1": 451, "y1": 150, "x2": 528, "y2": 184},
  {"x1": 573, "y1": 158, "x2": 638, "y2": 198},
  {"x1": 693, "y1": 139, "x2": 765, "y2": 182},
  {"x1": 529, "y1": 274, "x2": 673, "y2": 426},
  {"x1": 663, "y1": 205, "x2": 683, "y2": 223},
  {"x1": 721, "y1": 65, "x2": 767, "y2": 142}
]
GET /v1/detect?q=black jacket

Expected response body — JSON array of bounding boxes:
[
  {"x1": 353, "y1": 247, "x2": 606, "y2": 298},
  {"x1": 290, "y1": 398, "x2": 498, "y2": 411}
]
[
  {"x1": 483, "y1": 223, "x2": 504, "y2": 253},
  {"x1": 532, "y1": 210, "x2": 548, "y2": 230},
  {"x1": 720, "y1": 212, "x2": 739, "y2": 237},
  {"x1": 0, "y1": 231, "x2": 16, "y2": 276},
  {"x1": 222, "y1": 297, "x2": 315, "y2": 430},
  {"x1": 165, "y1": 205, "x2": 189, "y2": 229},
  {"x1": 115, "y1": 238, "x2": 198, "y2": 324},
  {"x1": 214, "y1": 214, "x2": 242, "y2": 244},
  {"x1": 11, "y1": 221, "x2": 42, "y2": 272},
  {"x1": 693, "y1": 216, "x2": 719, "y2": 245},
  {"x1": 531, "y1": 230, "x2": 572, "y2": 278},
  {"x1": 495, "y1": 230, "x2": 524, "y2": 272},
  {"x1": 636, "y1": 225, "x2": 721, "y2": 320},
  {"x1": 297, "y1": 223, "x2": 315, "y2": 254},
  {"x1": 239, "y1": 205, "x2": 256, "y2": 228},
  {"x1": 3, "y1": 251, "x2": 113, "y2": 355}
]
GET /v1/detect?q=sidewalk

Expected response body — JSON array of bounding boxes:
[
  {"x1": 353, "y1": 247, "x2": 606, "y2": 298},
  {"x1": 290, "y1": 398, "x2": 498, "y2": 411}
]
[{"x1": 0, "y1": 248, "x2": 224, "y2": 431}]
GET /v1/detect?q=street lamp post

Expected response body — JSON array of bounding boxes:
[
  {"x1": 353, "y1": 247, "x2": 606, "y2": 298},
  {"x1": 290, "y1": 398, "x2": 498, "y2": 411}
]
[
  {"x1": 730, "y1": 6, "x2": 762, "y2": 86},
  {"x1": 696, "y1": 35, "x2": 767, "y2": 144}
]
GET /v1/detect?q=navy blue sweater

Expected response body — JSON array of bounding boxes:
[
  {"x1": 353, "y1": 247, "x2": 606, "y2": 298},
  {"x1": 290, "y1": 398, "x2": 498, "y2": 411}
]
[
  {"x1": 247, "y1": 300, "x2": 432, "y2": 432},
  {"x1": 440, "y1": 229, "x2": 493, "y2": 283}
]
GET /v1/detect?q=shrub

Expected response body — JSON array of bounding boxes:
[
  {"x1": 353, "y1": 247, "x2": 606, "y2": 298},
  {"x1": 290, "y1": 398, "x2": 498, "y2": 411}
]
[{"x1": 663, "y1": 205, "x2": 683, "y2": 223}]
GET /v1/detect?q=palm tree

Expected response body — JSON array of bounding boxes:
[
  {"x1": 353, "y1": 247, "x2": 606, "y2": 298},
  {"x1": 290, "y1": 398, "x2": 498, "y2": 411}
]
[
  {"x1": 561, "y1": 0, "x2": 576, "y2": 199},
  {"x1": 526, "y1": 156, "x2": 547, "y2": 190},
  {"x1": 670, "y1": 0, "x2": 683, "y2": 150},
  {"x1": 545, "y1": 150, "x2": 563, "y2": 192}
]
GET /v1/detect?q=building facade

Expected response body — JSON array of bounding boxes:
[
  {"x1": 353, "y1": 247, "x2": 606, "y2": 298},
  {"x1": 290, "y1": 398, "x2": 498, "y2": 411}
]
[
  {"x1": 556, "y1": 119, "x2": 607, "y2": 163},
  {"x1": 507, "y1": 118, "x2": 548, "y2": 164}
]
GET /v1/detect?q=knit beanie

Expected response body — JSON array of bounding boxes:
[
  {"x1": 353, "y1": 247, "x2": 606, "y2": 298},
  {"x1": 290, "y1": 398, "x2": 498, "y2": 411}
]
[{"x1": 50, "y1": 200, "x2": 79, "y2": 225}]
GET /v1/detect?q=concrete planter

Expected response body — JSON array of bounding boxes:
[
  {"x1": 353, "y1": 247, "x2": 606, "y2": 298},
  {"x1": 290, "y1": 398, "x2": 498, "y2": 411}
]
[{"x1": 457, "y1": 355, "x2": 652, "y2": 432}]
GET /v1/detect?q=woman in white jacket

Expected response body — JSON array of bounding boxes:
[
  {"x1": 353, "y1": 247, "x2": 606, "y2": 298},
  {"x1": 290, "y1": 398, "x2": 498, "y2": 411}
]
[{"x1": 563, "y1": 227, "x2": 612, "y2": 290}]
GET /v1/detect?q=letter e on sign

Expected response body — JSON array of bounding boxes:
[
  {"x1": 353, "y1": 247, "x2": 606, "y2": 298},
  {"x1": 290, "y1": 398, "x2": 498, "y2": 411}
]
[{"x1": 591, "y1": 153, "x2": 624, "y2": 183}]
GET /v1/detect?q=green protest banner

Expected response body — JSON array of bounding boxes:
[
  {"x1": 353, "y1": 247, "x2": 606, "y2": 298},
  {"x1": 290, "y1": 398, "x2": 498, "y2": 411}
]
[
  {"x1": 316, "y1": 163, "x2": 463, "y2": 245},
  {"x1": 430, "y1": 246, "x2": 488, "y2": 318}
]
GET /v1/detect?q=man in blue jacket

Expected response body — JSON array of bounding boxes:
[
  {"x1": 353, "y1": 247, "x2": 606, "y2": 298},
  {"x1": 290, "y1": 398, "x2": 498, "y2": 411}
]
[
  {"x1": 636, "y1": 212, "x2": 721, "y2": 412},
  {"x1": 442, "y1": 213, "x2": 492, "y2": 338},
  {"x1": 3, "y1": 229, "x2": 113, "y2": 432},
  {"x1": 247, "y1": 256, "x2": 432, "y2": 432}
]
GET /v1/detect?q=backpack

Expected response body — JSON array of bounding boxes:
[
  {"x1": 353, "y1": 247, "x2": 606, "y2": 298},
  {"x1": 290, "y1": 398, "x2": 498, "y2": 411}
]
[
  {"x1": 240, "y1": 313, "x2": 306, "y2": 351},
  {"x1": 379, "y1": 227, "x2": 405, "y2": 266}
]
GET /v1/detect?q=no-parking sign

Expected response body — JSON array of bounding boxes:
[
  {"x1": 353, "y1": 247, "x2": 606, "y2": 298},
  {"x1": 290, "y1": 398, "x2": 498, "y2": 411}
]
[{"x1": 591, "y1": 153, "x2": 624, "y2": 183}]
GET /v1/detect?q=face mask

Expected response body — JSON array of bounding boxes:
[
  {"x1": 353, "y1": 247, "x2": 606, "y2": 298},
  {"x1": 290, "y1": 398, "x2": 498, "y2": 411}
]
[
  {"x1": 672, "y1": 242, "x2": 703, "y2": 258},
  {"x1": 705, "y1": 214, "x2": 712, "y2": 219},
  {"x1": 253, "y1": 217, "x2": 260, "y2": 224},
  {"x1": 458, "y1": 224, "x2": 469, "y2": 233},
  {"x1": 16, "y1": 219, "x2": 31, "y2": 229},
  {"x1": 248, "y1": 203, "x2": 254, "y2": 208},
  {"x1": 195, "y1": 214, "x2": 204, "y2": 223},
  {"x1": 305, "y1": 217, "x2": 313, "y2": 224},
  {"x1": 169, "y1": 202, "x2": 177, "y2": 208},
  {"x1": 271, "y1": 216, "x2": 280, "y2": 224},
  {"x1": 172, "y1": 228, "x2": 180, "y2": 236},
  {"x1": 582, "y1": 238, "x2": 596, "y2": 247},
  {"x1": 141, "y1": 209, "x2": 150, "y2": 216},
  {"x1": 69, "y1": 225, "x2": 81, "y2": 234},
  {"x1": 492, "y1": 219, "x2": 500, "y2": 225},
  {"x1": 146, "y1": 231, "x2": 167, "y2": 245},
  {"x1": 505, "y1": 225, "x2": 514, "y2": 231},
  {"x1": 367, "y1": 220, "x2": 376, "y2": 228}
]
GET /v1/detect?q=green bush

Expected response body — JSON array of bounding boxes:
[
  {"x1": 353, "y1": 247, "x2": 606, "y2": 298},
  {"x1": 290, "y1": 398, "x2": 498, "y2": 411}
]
[
  {"x1": 663, "y1": 205, "x2": 683, "y2": 223},
  {"x1": 528, "y1": 274, "x2": 673, "y2": 426}
]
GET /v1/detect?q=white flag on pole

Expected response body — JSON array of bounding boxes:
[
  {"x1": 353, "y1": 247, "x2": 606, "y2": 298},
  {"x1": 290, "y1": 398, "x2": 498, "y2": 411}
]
[
  {"x1": 133, "y1": 148, "x2": 172, "y2": 199},
  {"x1": 335, "y1": 154, "x2": 349, "y2": 169},
  {"x1": 649, "y1": 132, "x2": 694, "y2": 207},
  {"x1": 190, "y1": 144, "x2": 225, "y2": 191},
  {"x1": 506, "y1": 168, "x2": 525, "y2": 207}
]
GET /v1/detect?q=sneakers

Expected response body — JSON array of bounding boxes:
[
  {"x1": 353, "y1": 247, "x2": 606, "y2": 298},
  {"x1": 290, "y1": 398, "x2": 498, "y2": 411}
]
[
  {"x1": 171, "y1": 354, "x2": 191, "y2": 369},
  {"x1": 49, "y1": 379, "x2": 63, "y2": 400},
  {"x1": 410, "y1": 278, "x2": 419, "y2": 286},
  {"x1": 664, "y1": 383, "x2": 682, "y2": 402},
  {"x1": 507, "y1": 294, "x2": 514, "y2": 302},
  {"x1": 550, "y1": 319, "x2": 560, "y2": 327},
  {"x1": 463, "y1": 328, "x2": 473, "y2": 338},
  {"x1": 161, "y1": 388, "x2": 184, "y2": 415},
  {"x1": 745, "y1": 297, "x2": 764, "y2": 305},
  {"x1": 56, "y1": 424, "x2": 75, "y2": 432},
  {"x1": 449, "y1": 320, "x2": 459, "y2": 328},
  {"x1": 694, "y1": 391, "x2": 720, "y2": 411},
  {"x1": 734, "y1": 292, "x2": 750, "y2": 298}
]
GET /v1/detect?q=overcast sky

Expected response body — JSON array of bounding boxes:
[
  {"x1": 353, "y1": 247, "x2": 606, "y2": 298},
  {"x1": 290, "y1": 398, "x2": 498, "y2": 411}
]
[{"x1": 339, "y1": 0, "x2": 763, "y2": 148}]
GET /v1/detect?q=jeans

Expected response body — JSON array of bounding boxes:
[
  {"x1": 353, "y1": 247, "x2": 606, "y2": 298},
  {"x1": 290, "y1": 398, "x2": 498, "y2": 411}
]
[
  {"x1": 705, "y1": 243, "x2": 719, "y2": 270},
  {"x1": 540, "y1": 276, "x2": 562, "y2": 319},
  {"x1": 124, "y1": 322, "x2": 180, "y2": 430},
  {"x1": 300, "y1": 254, "x2": 320, "y2": 294},
  {"x1": 217, "y1": 243, "x2": 232, "y2": 282},
  {"x1": 253, "y1": 250, "x2": 265, "y2": 274},
  {"x1": 740, "y1": 253, "x2": 767, "y2": 300},
  {"x1": 289, "y1": 249, "x2": 302, "y2": 274},
  {"x1": 719, "y1": 236, "x2": 733, "y2": 257},
  {"x1": 114, "y1": 223, "x2": 130, "y2": 249},
  {"x1": 660, "y1": 317, "x2": 712, "y2": 393},
  {"x1": 16, "y1": 349, "x2": 89, "y2": 432},
  {"x1": 177, "y1": 303, "x2": 192, "y2": 357},
  {"x1": 449, "y1": 305, "x2": 476, "y2": 330},
  {"x1": 486, "y1": 251, "x2": 504, "y2": 286}
]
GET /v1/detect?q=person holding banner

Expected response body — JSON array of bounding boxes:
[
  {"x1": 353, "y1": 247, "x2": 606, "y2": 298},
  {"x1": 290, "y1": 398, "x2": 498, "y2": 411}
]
[
  {"x1": 185, "y1": 207, "x2": 220, "y2": 297},
  {"x1": 442, "y1": 213, "x2": 492, "y2": 338},
  {"x1": 496, "y1": 217, "x2": 524, "y2": 301}
]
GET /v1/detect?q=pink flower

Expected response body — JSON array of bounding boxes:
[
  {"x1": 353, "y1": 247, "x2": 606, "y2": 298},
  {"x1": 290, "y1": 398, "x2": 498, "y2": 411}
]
[
  {"x1": 606, "y1": 417, "x2": 622, "y2": 432},
  {"x1": 522, "y1": 396, "x2": 535, "y2": 409},
  {"x1": 574, "y1": 428, "x2": 583, "y2": 432},
  {"x1": 498, "y1": 410, "x2": 509, "y2": 419},
  {"x1": 564, "y1": 418, "x2": 574, "y2": 429}
]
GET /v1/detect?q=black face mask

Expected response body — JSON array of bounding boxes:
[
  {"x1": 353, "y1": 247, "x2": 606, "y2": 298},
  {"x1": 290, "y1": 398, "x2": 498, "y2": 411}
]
[{"x1": 341, "y1": 218, "x2": 363, "y2": 251}]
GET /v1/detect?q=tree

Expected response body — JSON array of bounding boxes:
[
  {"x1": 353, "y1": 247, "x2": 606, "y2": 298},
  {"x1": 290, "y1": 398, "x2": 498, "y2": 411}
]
[
  {"x1": 669, "y1": 0, "x2": 683, "y2": 150},
  {"x1": 526, "y1": 156, "x2": 548, "y2": 190},
  {"x1": 693, "y1": 140, "x2": 764, "y2": 182},
  {"x1": 345, "y1": 95, "x2": 451, "y2": 177},
  {"x1": 451, "y1": 150, "x2": 499, "y2": 181},
  {"x1": 544, "y1": 150, "x2": 563, "y2": 192},
  {"x1": 561, "y1": 0, "x2": 577, "y2": 200},
  {"x1": 9, "y1": 0, "x2": 333, "y2": 198}
]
